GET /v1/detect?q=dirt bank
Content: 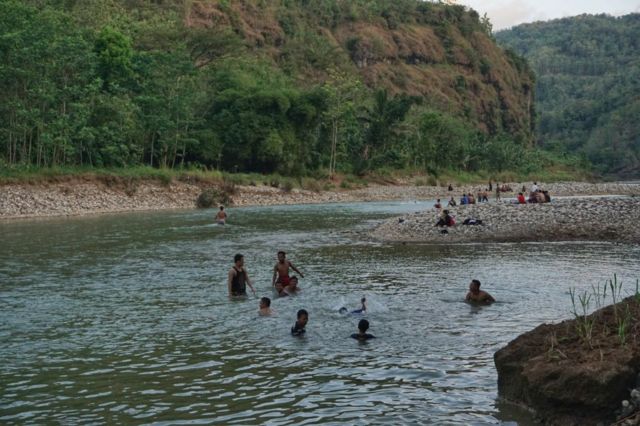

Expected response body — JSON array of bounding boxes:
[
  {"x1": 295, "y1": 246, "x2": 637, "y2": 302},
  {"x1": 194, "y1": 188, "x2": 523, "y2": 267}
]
[{"x1": 494, "y1": 296, "x2": 640, "y2": 425}]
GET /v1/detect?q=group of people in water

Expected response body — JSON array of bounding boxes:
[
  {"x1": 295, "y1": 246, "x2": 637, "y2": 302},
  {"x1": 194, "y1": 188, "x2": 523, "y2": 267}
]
[{"x1": 227, "y1": 250, "x2": 495, "y2": 340}]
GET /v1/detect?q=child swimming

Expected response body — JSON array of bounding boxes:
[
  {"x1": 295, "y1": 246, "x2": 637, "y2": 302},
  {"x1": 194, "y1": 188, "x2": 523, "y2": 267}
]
[{"x1": 339, "y1": 297, "x2": 367, "y2": 315}]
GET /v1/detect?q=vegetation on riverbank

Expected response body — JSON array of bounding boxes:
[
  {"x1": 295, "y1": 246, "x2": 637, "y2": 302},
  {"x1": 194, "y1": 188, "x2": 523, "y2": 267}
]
[
  {"x1": 0, "y1": 163, "x2": 587, "y2": 190},
  {"x1": 1, "y1": 0, "x2": 549, "y2": 179}
]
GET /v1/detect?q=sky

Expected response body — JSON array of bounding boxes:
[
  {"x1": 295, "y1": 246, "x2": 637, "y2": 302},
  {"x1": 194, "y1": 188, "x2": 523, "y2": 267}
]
[{"x1": 459, "y1": 0, "x2": 640, "y2": 30}]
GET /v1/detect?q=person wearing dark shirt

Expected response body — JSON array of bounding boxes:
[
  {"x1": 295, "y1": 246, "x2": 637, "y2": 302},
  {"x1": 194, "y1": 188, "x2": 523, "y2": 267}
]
[
  {"x1": 351, "y1": 319, "x2": 376, "y2": 340},
  {"x1": 291, "y1": 309, "x2": 308, "y2": 336},
  {"x1": 228, "y1": 254, "x2": 255, "y2": 297}
]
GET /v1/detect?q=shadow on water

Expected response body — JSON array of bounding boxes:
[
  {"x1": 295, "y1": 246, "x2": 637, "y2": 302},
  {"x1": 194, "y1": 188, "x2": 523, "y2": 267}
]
[{"x1": 1, "y1": 201, "x2": 640, "y2": 424}]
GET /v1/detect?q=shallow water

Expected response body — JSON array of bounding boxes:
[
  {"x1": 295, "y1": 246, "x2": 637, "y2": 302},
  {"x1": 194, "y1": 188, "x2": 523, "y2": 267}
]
[{"x1": 1, "y1": 201, "x2": 640, "y2": 425}]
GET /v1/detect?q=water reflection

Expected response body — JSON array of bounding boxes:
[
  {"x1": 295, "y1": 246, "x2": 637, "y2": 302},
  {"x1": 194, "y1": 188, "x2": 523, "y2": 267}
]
[{"x1": 1, "y1": 201, "x2": 639, "y2": 424}]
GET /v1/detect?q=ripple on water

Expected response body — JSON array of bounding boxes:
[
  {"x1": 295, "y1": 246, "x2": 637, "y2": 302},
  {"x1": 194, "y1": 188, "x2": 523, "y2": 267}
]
[{"x1": 1, "y1": 204, "x2": 640, "y2": 424}]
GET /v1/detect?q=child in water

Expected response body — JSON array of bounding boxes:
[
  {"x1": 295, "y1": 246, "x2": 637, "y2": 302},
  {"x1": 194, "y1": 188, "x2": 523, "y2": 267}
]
[
  {"x1": 291, "y1": 309, "x2": 308, "y2": 336},
  {"x1": 258, "y1": 297, "x2": 274, "y2": 316},
  {"x1": 351, "y1": 319, "x2": 375, "y2": 340},
  {"x1": 339, "y1": 297, "x2": 367, "y2": 315}
]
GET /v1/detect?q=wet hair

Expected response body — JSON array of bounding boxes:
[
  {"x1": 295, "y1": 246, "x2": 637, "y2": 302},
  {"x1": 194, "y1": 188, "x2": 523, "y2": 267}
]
[
  {"x1": 338, "y1": 307, "x2": 348, "y2": 314},
  {"x1": 219, "y1": 206, "x2": 224, "y2": 210},
  {"x1": 471, "y1": 279, "x2": 481, "y2": 287},
  {"x1": 297, "y1": 309, "x2": 308, "y2": 319},
  {"x1": 277, "y1": 250, "x2": 286, "y2": 256},
  {"x1": 234, "y1": 253, "x2": 243, "y2": 263},
  {"x1": 261, "y1": 297, "x2": 271, "y2": 307},
  {"x1": 358, "y1": 319, "x2": 370, "y2": 332},
  {"x1": 290, "y1": 275, "x2": 298, "y2": 282},
  {"x1": 361, "y1": 297, "x2": 366, "y2": 303}
]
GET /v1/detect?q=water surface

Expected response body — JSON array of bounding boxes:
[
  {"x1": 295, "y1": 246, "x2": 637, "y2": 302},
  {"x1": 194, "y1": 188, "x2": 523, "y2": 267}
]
[{"x1": 2, "y1": 201, "x2": 640, "y2": 424}]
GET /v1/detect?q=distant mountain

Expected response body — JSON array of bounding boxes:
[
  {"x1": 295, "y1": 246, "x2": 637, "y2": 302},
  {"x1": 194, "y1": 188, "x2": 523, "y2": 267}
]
[{"x1": 496, "y1": 14, "x2": 640, "y2": 177}]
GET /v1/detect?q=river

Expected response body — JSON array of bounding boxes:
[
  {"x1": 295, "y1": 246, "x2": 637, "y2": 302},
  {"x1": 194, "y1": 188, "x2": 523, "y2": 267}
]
[{"x1": 2, "y1": 201, "x2": 640, "y2": 424}]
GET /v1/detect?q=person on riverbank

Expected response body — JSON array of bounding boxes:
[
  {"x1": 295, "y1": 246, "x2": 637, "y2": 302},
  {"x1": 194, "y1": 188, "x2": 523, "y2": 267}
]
[
  {"x1": 495, "y1": 184, "x2": 501, "y2": 202},
  {"x1": 216, "y1": 206, "x2": 227, "y2": 225},
  {"x1": 517, "y1": 193, "x2": 526, "y2": 204},
  {"x1": 273, "y1": 251, "x2": 304, "y2": 294},
  {"x1": 351, "y1": 319, "x2": 376, "y2": 340},
  {"x1": 467, "y1": 193, "x2": 476, "y2": 204},
  {"x1": 465, "y1": 279, "x2": 495, "y2": 303},
  {"x1": 228, "y1": 254, "x2": 256, "y2": 297},
  {"x1": 530, "y1": 182, "x2": 539, "y2": 193},
  {"x1": 291, "y1": 309, "x2": 308, "y2": 336},
  {"x1": 435, "y1": 209, "x2": 455, "y2": 227},
  {"x1": 258, "y1": 297, "x2": 274, "y2": 316},
  {"x1": 448, "y1": 197, "x2": 457, "y2": 207},
  {"x1": 460, "y1": 193, "x2": 468, "y2": 205},
  {"x1": 434, "y1": 199, "x2": 442, "y2": 210}
]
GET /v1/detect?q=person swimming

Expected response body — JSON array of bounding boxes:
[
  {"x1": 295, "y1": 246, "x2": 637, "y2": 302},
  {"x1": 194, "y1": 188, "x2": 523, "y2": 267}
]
[
  {"x1": 351, "y1": 319, "x2": 375, "y2": 340},
  {"x1": 339, "y1": 297, "x2": 367, "y2": 314}
]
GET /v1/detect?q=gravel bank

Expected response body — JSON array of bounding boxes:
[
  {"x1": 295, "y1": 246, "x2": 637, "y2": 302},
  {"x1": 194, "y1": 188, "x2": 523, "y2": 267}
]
[
  {"x1": 0, "y1": 180, "x2": 638, "y2": 220},
  {"x1": 372, "y1": 196, "x2": 640, "y2": 244}
]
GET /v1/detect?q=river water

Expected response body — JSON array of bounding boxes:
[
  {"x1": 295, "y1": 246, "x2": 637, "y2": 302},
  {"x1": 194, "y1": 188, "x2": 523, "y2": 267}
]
[{"x1": 2, "y1": 201, "x2": 640, "y2": 425}]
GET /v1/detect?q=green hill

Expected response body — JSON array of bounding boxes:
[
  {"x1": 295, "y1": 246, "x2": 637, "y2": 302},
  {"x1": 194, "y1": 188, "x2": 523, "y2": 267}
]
[
  {"x1": 0, "y1": 0, "x2": 539, "y2": 177},
  {"x1": 496, "y1": 14, "x2": 640, "y2": 177}
]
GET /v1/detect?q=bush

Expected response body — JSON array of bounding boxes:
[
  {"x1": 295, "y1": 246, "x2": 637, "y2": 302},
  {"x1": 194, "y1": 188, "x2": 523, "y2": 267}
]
[
  {"x1": 196, "y1": 185, "x2": 234, "y2": 208},
  {"x1": 281, "y1": 179, "x2": 294, "y2": 192}
]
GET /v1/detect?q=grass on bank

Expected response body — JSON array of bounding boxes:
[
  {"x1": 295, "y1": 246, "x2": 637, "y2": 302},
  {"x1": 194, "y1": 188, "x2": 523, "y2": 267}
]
[{"x1": 0, "y1": 164, "x2": 589, "y2": 190}]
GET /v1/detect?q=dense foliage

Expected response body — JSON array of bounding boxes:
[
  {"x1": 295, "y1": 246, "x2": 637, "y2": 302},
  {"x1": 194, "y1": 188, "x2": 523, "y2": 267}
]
[
  {"x1": 496, "y1": 14, "x2": 640, "y2": 177},
  {"x1": 0, "y1": 0, "x2": 542, "y2": 177}
]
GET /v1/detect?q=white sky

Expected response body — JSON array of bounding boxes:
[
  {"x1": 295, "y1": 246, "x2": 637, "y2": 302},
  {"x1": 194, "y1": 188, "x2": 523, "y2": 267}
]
[{"x1": 459, "y1": 0, "x2": 640, "y2": 30}]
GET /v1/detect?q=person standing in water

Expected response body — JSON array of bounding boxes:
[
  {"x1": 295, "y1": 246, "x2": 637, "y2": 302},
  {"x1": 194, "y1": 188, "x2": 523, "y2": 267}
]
[
  {"x1": 272, "y1": 251, "x2": 304, "y2": 294},
  {"x1": 228, "y1": 254, "x2": 256, "y2": 297},
  {"x1": 465, "y1": 279, "x2": 495, "y2": 303},
  {"x1": 216, "y1": 206, "x2": 228, "y2": 225},
  {"x1": 291, "y1": 309, "x2": 308, "y2": 336}
]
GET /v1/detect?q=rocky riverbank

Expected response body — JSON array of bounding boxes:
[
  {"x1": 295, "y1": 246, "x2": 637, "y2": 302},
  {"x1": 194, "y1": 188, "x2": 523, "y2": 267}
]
[
  {"x1": 0, "y1": 179, "x2": 638, "y2": 220},
  {"x1": 372, "y1": 195, "x2": 640, "y2": 244},
  {"x1": 494, "y1": 296, "x2": 640, "y2": 425}
]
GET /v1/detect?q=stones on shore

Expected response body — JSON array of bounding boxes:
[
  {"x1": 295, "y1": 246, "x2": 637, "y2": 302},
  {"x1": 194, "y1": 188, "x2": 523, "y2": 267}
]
[
  {"x1": 615, "y1": 383, "x2": 640, "y2": 425},
  {"x1": 0, "y1": 180, "x2": 638, "y2": 220},
  {"x1": 373, "y1": 196, "x2": 640, "y2": 244}
]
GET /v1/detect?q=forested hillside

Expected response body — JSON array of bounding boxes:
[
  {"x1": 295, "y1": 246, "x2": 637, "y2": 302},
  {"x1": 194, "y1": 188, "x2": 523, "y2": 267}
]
[
  {"x1": 1, "y1": 0, "x2": 540, "y2": 177},
  {"x1": 496, "y1": 14, "x2": 640, "y2": 177}
]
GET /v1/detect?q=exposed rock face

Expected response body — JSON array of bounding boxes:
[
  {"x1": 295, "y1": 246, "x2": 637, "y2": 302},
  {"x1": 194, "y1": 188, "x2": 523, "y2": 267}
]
[
  {"x1": 185, "y1": 0, "x2": 536, "y2": 141},
  {"x1": 494, "y1": 297, "x2": 640, "y2": 425}
]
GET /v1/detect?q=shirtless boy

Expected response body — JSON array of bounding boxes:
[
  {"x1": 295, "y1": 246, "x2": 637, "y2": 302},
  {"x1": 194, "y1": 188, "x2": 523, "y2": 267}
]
[
  {"x1": 465, "y1": 279, "x2": 495, "y2": 303},
  {"x1": 272, "y1": 251, "x2": 304, "y2": 293},
  {"x1": 216, "y1": 206, "x2": 228, "y2": 225}
]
